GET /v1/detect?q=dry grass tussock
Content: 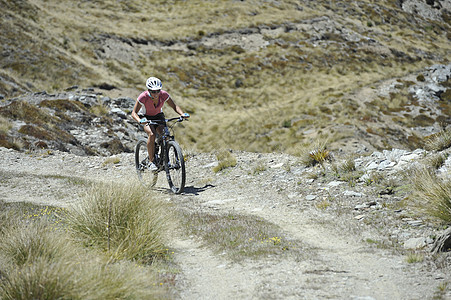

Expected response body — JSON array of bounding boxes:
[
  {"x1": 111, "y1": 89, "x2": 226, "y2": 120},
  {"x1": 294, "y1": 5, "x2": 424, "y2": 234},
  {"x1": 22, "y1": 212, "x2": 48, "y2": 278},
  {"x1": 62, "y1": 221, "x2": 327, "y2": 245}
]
[
  {"x1": 425, "y1": 128, "x2": 451, "y2": 152},
  {"x1": 0, "y1": 116, "x2": 12, "y2": 134},
  {"x1": 408, "y1": 167, "x2": 451, "y2": 224},
  {"x1": 212, "y1": 149, "x2": 237, "y2": 173},
  {"x1": 0, "y1": 180, "x2": 175, "y2": 299},
  {"x1": 298, "y1": 139, "x2": 332, "y2": 168},
  {"x1": 65, "y1": 179, "x2": 174, "y2": 262}
]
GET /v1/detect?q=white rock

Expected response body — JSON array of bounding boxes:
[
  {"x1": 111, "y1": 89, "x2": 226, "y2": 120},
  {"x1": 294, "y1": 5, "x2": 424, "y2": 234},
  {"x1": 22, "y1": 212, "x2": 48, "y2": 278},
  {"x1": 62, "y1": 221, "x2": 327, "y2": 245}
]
[{"x1": 403, "y1": 237, "x2": 427, "y2": 249}]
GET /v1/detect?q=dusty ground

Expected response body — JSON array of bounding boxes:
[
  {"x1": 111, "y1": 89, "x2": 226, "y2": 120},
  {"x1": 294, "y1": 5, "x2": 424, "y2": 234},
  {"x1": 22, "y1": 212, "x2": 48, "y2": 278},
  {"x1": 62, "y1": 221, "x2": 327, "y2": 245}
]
[{"x1": 0, "y1": 147, "x2": 449, "y2": 299}]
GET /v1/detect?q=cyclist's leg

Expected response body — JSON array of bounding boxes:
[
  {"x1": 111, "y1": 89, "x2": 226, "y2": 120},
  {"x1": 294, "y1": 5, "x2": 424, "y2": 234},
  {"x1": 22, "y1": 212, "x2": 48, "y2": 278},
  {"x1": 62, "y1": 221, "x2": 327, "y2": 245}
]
[
  {"x1": 145, "y1": 113, "x2": 165, "y2": 161},
  {"x1": 143, "y1": 124, "x2": 157, "y2": 163},
  {"x1": 151, "y1": 113, "x2": 166, "y2": 135}
]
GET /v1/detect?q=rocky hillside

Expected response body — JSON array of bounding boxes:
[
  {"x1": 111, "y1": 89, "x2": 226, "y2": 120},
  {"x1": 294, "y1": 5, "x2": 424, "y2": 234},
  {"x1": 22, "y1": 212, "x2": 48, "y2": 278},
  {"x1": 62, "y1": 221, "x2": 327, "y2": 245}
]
[
  {"x1": 1, "y1": 0, "x2": 450, "y2": 154},
  {"x1": 0, "y1": 63, "x2": 449, "y2": 157}
]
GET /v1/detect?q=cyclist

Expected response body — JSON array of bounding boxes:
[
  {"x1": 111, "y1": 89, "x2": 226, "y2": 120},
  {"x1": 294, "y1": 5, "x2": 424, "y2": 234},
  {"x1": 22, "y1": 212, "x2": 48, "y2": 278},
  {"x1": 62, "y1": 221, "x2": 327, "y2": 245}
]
[{"x1": 132, "y1": 77, "x2": 190, "y2": 171}]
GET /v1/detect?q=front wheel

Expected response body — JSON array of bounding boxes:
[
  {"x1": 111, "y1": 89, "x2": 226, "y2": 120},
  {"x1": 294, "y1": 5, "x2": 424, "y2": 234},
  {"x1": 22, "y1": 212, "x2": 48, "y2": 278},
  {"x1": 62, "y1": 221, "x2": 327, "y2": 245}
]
[
  {"x1": 165, "y1": 140, "x2": 185, "y2": 194},
  {"x1": 135, "y1": 139, "x2": 158, "y2": 187}
]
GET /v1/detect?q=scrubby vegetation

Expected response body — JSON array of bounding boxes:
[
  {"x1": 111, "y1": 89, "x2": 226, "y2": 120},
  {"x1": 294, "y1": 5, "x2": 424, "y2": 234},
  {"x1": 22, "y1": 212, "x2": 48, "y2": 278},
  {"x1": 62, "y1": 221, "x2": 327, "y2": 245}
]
[
  {"x1": 178, "y1": 210, "x2": 305, "y2": 262},
  {"x1": 0, "y1": 181, "x2": 175, "y2": 299},
  {"x1": 409, "y1": 167, "x2": 451, "y2": 224},
  {"x1": 212, "y1": 149, "x2": 237, "y2": 173},
  {"x1": 65, "y1": 180, "x2": 173, "y2": 262}
]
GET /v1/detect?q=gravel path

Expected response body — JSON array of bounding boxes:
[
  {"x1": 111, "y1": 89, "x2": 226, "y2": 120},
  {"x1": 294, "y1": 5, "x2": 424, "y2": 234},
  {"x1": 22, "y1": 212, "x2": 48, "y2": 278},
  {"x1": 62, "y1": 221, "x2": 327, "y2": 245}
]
[{"x1": 0, "y1": 147, "x2": 449, "y2": 299}]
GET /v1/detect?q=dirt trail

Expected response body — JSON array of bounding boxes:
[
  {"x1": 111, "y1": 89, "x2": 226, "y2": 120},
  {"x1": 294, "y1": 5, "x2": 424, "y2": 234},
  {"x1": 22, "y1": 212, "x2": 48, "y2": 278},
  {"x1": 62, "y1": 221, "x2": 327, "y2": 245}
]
[
  {"x1": 0, "y1": 148, "x2": 448, "y2": 299},
  {"x1": 174, "y1": 153, "x2": 447, "y2": 299}
]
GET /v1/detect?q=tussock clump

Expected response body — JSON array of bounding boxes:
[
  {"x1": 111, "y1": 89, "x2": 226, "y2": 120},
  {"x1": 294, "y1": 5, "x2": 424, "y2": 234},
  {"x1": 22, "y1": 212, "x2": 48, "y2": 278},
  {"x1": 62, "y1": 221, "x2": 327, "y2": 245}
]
[
  {"x1": 0, "y1": 101, "x2": 57, "y2": 125},
  {"x1": 0, "y1": 218, "x2": 162, "y2": 300},
  {"x1": 299, "y1": 140, "x2": 332, "y2": 168},
  {"x1": 65, "y1": 180, "x2": 173, "y2": 263},
  {"x1": 213, "y1": 150, "x2": 237, "y2": 173},
  {"x1": 425, "y1": 128, "x2": 451, "y2": 152},
  {"x1": 408, "y1": 167, "x2": 451, "y2": 224},
  {"x1": 0, "y1": 116, "x2": 12, "y2": 134},
  {"x1": 0, "y1": 199, "x2": 169, "y2": 299}
]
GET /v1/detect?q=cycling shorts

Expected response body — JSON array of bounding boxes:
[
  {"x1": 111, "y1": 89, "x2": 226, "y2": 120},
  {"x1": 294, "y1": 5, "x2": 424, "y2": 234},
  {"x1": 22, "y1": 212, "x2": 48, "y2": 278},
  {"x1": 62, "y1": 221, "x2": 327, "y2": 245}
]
[{"x1": 139, "y1": 112, "x2": 166, "y2": 128}]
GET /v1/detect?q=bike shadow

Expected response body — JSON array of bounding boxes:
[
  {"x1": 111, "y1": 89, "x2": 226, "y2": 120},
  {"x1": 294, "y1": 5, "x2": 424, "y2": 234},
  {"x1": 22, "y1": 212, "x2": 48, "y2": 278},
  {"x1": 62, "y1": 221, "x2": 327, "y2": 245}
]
[
  {"x1": 153, "y1": 184, "x2": 215, "y2": 195},
  {"x1": 182, "y1": 184, "x2": 215, "y2": 195}
]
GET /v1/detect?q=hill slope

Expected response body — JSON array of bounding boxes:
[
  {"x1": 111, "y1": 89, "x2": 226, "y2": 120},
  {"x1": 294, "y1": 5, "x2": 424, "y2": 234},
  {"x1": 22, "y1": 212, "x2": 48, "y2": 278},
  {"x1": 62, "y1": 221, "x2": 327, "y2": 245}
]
[{"x1": 1, "y1": 0, "x2": 450, "y2": 153}]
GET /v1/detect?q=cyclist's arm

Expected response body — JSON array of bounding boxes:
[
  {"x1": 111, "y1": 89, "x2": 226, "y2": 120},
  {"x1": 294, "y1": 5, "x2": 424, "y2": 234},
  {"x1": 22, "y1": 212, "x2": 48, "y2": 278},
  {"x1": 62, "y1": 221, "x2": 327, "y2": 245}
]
[
  {"x1": 131, "y1": 101, "x2": 143, "y2": 123},
  {"x1": 166, "y1": 97, "x2": 188, "y2": 117}
]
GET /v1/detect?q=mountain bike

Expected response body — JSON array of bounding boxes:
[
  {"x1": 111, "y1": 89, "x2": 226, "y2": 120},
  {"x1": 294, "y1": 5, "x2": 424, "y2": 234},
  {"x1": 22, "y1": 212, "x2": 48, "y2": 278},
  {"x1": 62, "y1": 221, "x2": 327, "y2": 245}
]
[{"x1": 134, "y1": 116, "x2": 186, "y2": 194}]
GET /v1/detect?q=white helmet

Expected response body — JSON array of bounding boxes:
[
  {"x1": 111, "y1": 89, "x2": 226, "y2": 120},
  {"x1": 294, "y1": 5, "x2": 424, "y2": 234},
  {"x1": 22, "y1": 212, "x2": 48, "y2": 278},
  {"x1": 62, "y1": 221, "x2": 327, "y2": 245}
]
[{"x1": 146, "y1": 77, "x2": 162, "y2": 90}]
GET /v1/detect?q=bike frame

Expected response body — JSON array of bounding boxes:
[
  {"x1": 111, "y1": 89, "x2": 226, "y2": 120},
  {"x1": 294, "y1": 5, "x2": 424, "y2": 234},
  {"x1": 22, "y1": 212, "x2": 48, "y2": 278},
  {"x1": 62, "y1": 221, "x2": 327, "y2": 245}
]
[
  {"x1": 144, "y1": 116, "x2": 184, "y2": 170},
  {"x1": 136, "y1": 116, "x2": 186, "y2": 193}
]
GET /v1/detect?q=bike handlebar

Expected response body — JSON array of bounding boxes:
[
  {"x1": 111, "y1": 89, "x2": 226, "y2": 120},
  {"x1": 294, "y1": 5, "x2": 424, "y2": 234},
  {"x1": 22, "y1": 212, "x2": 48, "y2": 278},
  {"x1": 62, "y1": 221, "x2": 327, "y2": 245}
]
[{"x1": 142, "y1": 116, "x2": 187, "y2": 126}]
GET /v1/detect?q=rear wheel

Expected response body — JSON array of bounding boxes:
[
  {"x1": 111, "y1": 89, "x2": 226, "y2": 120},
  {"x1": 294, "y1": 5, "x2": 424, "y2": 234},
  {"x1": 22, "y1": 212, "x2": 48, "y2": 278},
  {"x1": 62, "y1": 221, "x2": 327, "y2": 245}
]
[
  {"x1": 135, "y1": 139, "x2": 158, "y2": 187},
  {"x1": 165, "y1": 140, "x2": 185, "y2": 194}
]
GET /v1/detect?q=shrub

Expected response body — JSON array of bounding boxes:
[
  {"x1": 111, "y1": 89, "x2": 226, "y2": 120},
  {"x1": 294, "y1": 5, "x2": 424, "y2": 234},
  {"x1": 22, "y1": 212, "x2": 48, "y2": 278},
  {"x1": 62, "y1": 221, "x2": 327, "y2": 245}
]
[
  {"x1": 65, "y1": 180, "x2": 173, "y2": 263},
  {"x1": 0, "y1": 202, "x2": 166, "y2": 299},
  {"x1": 212, "y1": 150, "x2": 237, "y2": 172},
  {"x1": 299, "y1": 140, "x2": 332, "y2": 169},
  {"x1": 0, "y1": 116, "x2": 12, "y2": 134},
  {"x1": 425, "y1": 128, "x2": 451, "y2": 151},
  {"x1": 409, "y1": 167, "x2": 451, "y2": 224}
]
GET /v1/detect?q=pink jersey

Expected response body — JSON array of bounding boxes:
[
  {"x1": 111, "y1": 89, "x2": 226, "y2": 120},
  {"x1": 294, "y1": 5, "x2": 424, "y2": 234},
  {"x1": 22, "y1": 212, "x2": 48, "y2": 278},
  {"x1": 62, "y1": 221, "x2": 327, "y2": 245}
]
[{"x1": 137, "y1": 90, "x2": 170, "y2": 116}]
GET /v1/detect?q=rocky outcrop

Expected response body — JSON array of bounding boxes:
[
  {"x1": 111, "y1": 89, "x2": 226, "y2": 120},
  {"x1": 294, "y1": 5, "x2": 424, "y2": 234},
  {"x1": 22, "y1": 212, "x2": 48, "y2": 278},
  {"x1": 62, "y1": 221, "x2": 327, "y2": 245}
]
[
  {"x1": 0, "y1": 88, "x2": 139, "y2": 156},
  {"x1": 401, "y1": 0, "x2": 451, "y2": 21}
]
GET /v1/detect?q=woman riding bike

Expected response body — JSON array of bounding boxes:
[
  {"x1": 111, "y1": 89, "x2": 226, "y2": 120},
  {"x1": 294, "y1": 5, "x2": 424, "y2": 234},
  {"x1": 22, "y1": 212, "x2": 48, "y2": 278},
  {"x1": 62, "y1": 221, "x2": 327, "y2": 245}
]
[{"x1": 131, "y1": 77, "x2": 189, "y2": 171}]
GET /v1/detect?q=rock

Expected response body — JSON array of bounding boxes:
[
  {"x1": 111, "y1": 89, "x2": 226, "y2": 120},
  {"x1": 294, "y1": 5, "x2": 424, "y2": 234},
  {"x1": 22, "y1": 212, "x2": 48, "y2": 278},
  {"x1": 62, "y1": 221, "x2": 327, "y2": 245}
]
[
  {"x1": 384, "y1": 148, "x2": 409, "y2": 161},
  {"x1": 351, "y1": 296, "x2": 376, "y2": 300},
  {"x1": 110, "y1": 107, "x2": 127, "y2": 118},
  {"x1": 407, "y1": 220, "x2": 423, "y2": 227},
  {"x1": 431, "y1": 227, "x2": 451, "y2": 254},
  {"x1": 404, "y1": 237, "x2": 427, "y2": 249},
  {"x1": 305, "y1": 195, "x2": 317, "y2": 201},
  {"x1": 328, "y1": 181, "x2": 343, "y2": 187},
  {"x1": 355, "y1": 204, "x2": 369, "y2": 210},
  {"x1": 344, "y1": 191, "x2": 363, "y2": 197},
  {"x1": 270, "y1": 163, "x2": 284, "y2": 168},
  {"x1": 204, "y1": 162, "x2": 218, "y2": 168},
  {"x1": 401, "y1": 0, "x2": 447, "y2": 21}
]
